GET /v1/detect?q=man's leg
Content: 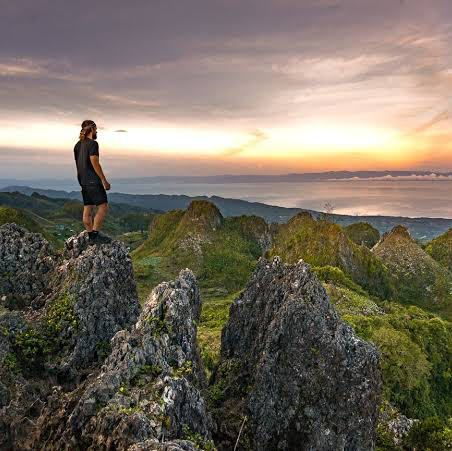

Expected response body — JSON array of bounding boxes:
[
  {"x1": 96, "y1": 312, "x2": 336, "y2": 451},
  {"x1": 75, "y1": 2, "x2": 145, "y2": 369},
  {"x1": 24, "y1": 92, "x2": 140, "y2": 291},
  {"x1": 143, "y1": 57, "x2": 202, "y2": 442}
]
[
  {"x1": 83, "y1": 205, "x2": 94, "y2": 232},
  {"x1": 93, "y1": 202, "x2": 108, "y2": 232}
]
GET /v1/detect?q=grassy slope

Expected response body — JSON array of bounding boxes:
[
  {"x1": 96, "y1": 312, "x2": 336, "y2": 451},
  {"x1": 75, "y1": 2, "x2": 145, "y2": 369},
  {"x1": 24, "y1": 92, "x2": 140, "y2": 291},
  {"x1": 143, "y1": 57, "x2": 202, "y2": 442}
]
[
  {"x1": 372, "y1": 225, "x2": 452, "y2": 320},
  {"x1": 132, "y1": 201, "x2": 266, "y2": 302},
  {"x1": 344, "y1": 221, "x2": 380, "y2": 248},
  {"x1": 425, "y1": 227, "x2": 452, "y2": 272},
  {"x1": 267, "y1": 212, "x2": 394, "y2": 300}
]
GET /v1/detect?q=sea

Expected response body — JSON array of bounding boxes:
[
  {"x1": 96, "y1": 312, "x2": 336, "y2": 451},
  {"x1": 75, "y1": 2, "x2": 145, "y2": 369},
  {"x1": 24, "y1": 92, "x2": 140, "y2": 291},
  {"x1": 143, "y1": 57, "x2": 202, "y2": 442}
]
[
  {"x1": 108, "y1": 179, "x2": 452, "y2": 219},
  {"x1": 6, "y1": 179, "x2": 452, "y2": 219}
]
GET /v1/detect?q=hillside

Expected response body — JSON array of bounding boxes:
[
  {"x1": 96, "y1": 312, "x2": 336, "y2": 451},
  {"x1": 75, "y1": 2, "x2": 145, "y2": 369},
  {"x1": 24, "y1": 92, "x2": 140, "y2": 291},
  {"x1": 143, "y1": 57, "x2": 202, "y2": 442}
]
[
  {"x1": 425, "y1": 227, "x2": 452, "y2": 272},
  {"x1": 344, "y1": 221, "x2": 380, "y2": 248},
  {"x1": 0, "y1": 191, "x2": 159, "y2": 247},
  {"x1": 132, "y1": 200, "x2": 270, "y2": 300},
  {"x1": 266, "y1": 211, "x2": 394, "y2": 300},
  {"x1": 372, "y1": 225, "x2": 452, "y2": 319}
]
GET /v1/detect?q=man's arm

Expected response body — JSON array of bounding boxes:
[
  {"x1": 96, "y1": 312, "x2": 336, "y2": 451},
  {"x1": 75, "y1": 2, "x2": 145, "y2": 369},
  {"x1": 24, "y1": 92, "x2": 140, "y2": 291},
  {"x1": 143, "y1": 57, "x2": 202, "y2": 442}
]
[{"x1": 90, "y1": 155, "x2": 111, "y2": 190}]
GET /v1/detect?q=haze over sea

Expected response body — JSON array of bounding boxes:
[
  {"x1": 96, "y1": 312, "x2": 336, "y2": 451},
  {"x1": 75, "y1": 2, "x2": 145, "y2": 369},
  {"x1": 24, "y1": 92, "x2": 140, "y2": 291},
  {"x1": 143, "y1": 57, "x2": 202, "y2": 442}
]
[
  {"x1": 109, "y1": 180, "x2": 452, "y2": 218},
  {"x1": 8, "y1": 179, "x2": 452, "y2": 219}
]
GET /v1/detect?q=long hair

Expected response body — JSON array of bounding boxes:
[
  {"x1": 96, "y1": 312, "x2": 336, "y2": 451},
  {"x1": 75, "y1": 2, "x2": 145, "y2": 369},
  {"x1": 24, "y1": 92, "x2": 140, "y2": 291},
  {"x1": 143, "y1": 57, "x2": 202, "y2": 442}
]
[{"x1": 79, "y1": 119, "x2": 97, "y2": 140}]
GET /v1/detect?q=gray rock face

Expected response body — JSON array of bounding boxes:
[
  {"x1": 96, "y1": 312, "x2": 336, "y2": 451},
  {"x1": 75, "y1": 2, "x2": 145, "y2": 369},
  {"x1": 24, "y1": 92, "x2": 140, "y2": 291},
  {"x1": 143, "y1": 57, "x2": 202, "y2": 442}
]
[
  {"x1": 0, "y1": 230, "x2": 142, "y2": 449},
  {"x1": 0, "y1": 223, "x2": 58, "y2": 309},
  {"x1": 34, "y1": 268, "x2": 214, "y2": 450},
  {"x1": 54, "y1": 232, "x2": 141, "y2": 369},
  {"x1": 211, "y1": 256, "x2": 382, "y2": 451}
]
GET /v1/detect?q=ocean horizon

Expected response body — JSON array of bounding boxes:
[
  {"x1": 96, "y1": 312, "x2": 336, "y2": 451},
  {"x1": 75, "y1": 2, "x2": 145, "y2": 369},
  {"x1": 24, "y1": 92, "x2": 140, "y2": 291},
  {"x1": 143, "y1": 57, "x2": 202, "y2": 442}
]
[{"x1": 4, "y1": 179, "x2": 452, "y2": 219}]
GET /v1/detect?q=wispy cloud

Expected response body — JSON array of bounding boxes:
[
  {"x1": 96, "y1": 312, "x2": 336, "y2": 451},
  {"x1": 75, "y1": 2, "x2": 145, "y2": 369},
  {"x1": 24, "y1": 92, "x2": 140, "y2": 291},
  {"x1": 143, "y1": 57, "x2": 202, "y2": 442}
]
[{"x1": 224, "y1": 129, "x2": 268, "y2": 156}]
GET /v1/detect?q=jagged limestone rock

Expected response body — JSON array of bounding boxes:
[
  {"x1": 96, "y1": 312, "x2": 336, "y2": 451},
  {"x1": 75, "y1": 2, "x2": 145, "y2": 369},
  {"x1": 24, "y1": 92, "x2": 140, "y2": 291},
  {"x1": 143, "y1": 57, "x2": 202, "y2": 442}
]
[
  {"x1": 0, "y1": 230, "x2": 141, "y2": 449},
  {"x1": 0, "y1": 223, "x2": 58, "y2": 309},
  {"x1": 210, "y1": 256, "x2": 382, "y2": 451},
  {"x1": 53, "y1": 231, "x2": 141, "y2": 369},
  {"x1": 34, "y1": 268, "x2": 214, "y2": 450}
]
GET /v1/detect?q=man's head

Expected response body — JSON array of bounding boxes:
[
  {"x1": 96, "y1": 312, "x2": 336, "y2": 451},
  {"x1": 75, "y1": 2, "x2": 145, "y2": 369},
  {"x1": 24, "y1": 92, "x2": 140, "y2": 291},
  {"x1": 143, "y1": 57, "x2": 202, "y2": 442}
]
[{"x1": 79, "y1": 119, "x2": 97, "y2": 140}]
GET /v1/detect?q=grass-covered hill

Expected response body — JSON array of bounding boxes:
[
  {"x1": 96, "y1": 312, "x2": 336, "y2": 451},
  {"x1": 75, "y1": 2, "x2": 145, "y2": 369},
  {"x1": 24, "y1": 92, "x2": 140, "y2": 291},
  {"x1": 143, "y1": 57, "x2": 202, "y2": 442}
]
[
  {"x1": 344, "y1": 221, "x2": 380, "y2": 248},
  {"x1": 425, "y1": 227, "x2": 452, "y2": 272},
  {"x1": 372, "y1": 225, "x2": 452, "y2": 320},
  {"x1": 266, "y1": 211, "x2": 394, "y2": 300},
  {"x1": 132, "y1": 200, "x2": 271, "y2": 300},
  {"x1": 0, "y1": 205, "x2": 46, "y2": 234},
  {"x1": 324, "y1": 275, "x2": 452, "y2": 417},
  {"x1": 0, "y1": 191, "x2": 159, "y2": 248}
]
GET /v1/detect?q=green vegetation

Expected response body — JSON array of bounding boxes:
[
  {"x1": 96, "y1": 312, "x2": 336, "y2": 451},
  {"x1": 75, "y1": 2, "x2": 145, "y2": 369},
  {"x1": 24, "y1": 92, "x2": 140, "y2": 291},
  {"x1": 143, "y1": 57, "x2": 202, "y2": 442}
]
[
  {"x1": 171, "y1": 360, "x2": 193, "y2": 378},
  {"x1": 329, "y1": 286, "x2": 452, "y2": 419},
  {"x1": 198, "y1": 291, "x2": 238, "y2": 374},
  {"x1": 344, "y1": 221, "x2": 380, "y2": 248},
  {"x1": 267, "y1": 212, "x2": 394, "y2": 299},
  {"x1": 372, "y1": 225, "x2": 452, "y2": 320},
  {"x1": 1, "y1": 291, "x2": 80, "y2": 373},
  {"x1": 132, "y1": 202, "x2": 267, "y2": 300},
  {"x1": 45, "y1": 292, "x2": 78, "y2": 334},
  {"x1": 147, "y1": 316, "x2": 172, "y2": 337},
  {"x1": 425, "y1": 227, "x2": 452, "y2": 272},
  {"x1": 182, "y1": 424, "x2": 217, "y2": 450}
]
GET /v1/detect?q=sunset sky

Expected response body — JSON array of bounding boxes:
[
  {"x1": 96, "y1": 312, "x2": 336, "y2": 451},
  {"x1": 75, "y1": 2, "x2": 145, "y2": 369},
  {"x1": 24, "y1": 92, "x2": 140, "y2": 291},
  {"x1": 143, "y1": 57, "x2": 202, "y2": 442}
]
[{"x1": 1, "y1": 0, "x2": 452, "y2": 179}]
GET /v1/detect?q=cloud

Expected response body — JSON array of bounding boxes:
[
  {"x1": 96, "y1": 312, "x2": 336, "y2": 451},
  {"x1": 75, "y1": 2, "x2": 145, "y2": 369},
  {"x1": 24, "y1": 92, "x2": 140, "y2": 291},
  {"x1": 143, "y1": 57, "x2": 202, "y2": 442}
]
[
  {"x1": 224, "y1": 129, "x2": 268, "y2": 156},
  {"x1": 115, "y1": 129, "x2": 128, "y2": 133},
  {"x1": 410, "y1": 110, "x2": 450, "y2": 135},
  {"x1": 327, "y1": 173, "x2": 452, "y2": 181}
]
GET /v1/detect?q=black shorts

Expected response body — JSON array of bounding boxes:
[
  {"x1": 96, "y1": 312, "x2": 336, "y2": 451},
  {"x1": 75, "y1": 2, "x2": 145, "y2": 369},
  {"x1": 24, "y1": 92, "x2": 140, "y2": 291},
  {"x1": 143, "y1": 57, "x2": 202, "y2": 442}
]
[{"x1": 81, "y1": 184, "x2": 108, "y2": 206}]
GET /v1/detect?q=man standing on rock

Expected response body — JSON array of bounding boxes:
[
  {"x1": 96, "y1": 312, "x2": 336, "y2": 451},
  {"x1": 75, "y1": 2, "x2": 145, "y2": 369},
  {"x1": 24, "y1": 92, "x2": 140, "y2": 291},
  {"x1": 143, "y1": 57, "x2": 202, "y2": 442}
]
[{"x1": 74, "y1": 119, "x2": 111, "y2": 244}]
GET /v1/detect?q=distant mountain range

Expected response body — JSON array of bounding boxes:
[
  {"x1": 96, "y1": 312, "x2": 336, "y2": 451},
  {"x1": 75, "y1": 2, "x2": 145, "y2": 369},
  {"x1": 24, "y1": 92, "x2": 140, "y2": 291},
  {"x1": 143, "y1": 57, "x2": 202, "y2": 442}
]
[{"x1": 3, "y1": 184, "x2": 452, "y2": 241}]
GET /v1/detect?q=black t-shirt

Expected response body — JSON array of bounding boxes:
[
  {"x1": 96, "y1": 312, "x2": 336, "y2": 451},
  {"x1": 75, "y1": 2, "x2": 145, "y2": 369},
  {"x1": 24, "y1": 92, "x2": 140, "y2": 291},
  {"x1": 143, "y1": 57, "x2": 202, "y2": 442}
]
[{"x1": 73, "y1": 139, "x2": 102, "y2": 186}]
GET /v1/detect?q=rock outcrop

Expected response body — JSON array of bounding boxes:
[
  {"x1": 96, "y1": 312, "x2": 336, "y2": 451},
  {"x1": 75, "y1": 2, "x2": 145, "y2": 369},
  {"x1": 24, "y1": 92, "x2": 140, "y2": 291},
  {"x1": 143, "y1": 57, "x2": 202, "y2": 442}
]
[
  {"x1": 34, "y1": 268, "x2": 215, "y2": 450},
  {"x1": 210, "y1": 256, "x2": 382, "y2": 451},
  {"x1": 0, "y1": 223, "x2": 58, "y2": 309},
  {"x1": 0, "y1": 227, "x2": 214, "y2": 450}
]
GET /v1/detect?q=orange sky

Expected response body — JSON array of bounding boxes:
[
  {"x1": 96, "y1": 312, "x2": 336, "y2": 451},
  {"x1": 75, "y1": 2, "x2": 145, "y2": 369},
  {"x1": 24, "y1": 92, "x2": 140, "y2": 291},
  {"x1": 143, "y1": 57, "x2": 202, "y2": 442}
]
[{"x1": 1, "y1": 1, "x2": 452, "y2": 178}]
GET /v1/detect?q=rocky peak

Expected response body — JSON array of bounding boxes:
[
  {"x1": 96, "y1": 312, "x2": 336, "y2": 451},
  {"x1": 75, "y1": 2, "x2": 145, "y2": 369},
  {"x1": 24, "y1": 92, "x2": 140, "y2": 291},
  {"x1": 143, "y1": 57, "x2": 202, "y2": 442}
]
[
  {"x1": 210, "y1": 255, "x2": 382, "y2": 450},
  {"x1": 182, "y1": 200, "x2": 223, "y2": 231},
  {"x1": 374, "y1": 224, "x2": 412, "y2": 247}
]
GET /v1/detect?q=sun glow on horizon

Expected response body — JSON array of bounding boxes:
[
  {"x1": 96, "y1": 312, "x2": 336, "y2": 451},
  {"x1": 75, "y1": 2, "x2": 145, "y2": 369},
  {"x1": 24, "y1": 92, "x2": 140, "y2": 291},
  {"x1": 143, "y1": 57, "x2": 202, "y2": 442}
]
[{"x1": 0, "y1": 119, "x2": 447, "y2": 172}]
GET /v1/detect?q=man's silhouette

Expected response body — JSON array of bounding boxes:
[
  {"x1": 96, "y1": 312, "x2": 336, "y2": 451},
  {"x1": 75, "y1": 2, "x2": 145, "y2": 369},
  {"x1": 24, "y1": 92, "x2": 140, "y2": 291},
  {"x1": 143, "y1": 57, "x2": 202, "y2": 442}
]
[{"x1": 74, "y1": 120, "x2": 111, "y2": 243}]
